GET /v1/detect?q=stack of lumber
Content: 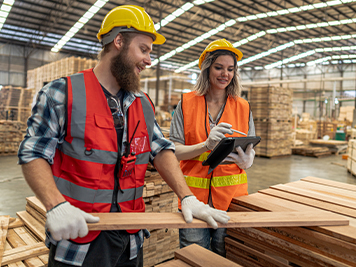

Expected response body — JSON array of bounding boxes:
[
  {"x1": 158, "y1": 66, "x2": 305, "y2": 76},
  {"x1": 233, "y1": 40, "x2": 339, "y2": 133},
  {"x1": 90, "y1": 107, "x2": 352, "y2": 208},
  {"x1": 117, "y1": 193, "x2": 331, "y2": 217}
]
[
  {"x1": 0, "y1": 120, "x2": 25, "y2": 155},
  {"x1": 295, "y1": 129, "x2": 317, "y2": 145},
  {"x1": 226, "y1": 176, "x2": 356, "y2": 267},
  {"x1": 156, "y1": 243, "x2": 241, "y2": 267},
  {"x1": 309, "y1": 139, "x2": 348, "y2": 155},
  {"x1": 292, "y1": 146, "x2": 331, "y2": 157},
  {"x1": 0, "y1": 216, "x2": 48, "y2": 267},
  {"x1": 27, "y1": 56, "x2": 98, "y2": 95},
  {"x1": 317, "y1": 121, "x2": 337, "y2": 139},
  {"x1": 338, "y1": 106, "x2": 354, "y2": 122},
  {"x1": 0, "y1": 86, "x2": 33, "y2": 124},
  {"x1": 249, "y1": 86, "x2": 292, "y2": 157},
  {"x1": 143, "y1": 171, "x2": 179, "y2": 267},
  {"x1": 347, "y1": 139, "x2": 356, "y2": 176}
]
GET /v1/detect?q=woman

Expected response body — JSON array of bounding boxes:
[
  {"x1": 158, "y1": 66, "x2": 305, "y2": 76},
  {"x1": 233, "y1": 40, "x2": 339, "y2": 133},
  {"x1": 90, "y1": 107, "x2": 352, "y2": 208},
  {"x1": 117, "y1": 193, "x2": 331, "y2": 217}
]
[{"x1": 169, "y1": 39, "x2": 256, "y2": 256}]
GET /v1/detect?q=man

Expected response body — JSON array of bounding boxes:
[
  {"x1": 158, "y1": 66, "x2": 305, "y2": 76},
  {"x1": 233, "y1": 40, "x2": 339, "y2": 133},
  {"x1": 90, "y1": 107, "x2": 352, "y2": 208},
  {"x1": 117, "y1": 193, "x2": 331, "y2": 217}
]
[{"x1": 18, "y1": 5, "x2": 229, "y2": 267}]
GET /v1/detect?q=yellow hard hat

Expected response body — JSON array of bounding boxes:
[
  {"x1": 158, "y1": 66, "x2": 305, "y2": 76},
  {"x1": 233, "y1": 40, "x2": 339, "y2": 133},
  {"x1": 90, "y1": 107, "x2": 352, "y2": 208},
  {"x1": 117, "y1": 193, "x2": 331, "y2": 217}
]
[
  {"x1": 97, "y1": 5, "x2": 165, "y2": 45},
  {"x1": 198, "y1": 39, "x2": 243, "y2": 69}
]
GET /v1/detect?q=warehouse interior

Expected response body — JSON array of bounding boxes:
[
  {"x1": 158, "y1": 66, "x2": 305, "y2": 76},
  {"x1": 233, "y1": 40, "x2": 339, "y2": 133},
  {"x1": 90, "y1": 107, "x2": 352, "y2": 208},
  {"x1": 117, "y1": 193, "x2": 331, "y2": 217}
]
[{"x1": 1, "y1": 0, "x2": 356, "y2": 266}]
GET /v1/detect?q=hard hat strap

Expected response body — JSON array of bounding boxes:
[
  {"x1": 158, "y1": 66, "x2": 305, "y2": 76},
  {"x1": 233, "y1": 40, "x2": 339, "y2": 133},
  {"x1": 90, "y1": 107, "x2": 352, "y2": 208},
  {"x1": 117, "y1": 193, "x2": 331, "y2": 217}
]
[{"x1": 100, "y1": 26, "x2": 156, "y2": 46}]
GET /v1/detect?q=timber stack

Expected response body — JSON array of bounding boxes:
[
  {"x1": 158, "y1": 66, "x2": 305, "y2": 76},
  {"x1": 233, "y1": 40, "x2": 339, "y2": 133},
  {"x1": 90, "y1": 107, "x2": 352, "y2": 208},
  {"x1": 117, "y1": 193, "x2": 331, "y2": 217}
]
[
  {"x1": 226, "y1": 176, "x2": 356, "y2": 266},
  {"x1": 249, "y1": 86, "x2": 293, "y2": 157}
]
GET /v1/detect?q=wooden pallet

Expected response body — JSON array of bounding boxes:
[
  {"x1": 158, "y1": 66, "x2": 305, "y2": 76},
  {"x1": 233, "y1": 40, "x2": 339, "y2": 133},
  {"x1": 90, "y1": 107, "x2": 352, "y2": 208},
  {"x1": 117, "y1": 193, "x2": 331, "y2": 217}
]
[{"x1": 292, "y1": 146, "x2": 332, "y2": 157}]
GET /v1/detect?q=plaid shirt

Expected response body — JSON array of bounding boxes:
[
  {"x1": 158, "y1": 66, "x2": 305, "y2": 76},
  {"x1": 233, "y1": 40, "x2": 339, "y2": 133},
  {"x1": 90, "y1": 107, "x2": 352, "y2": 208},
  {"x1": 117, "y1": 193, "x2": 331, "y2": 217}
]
[{"x1": 18, "y1": 77, "x2": 174, "y2": 265}]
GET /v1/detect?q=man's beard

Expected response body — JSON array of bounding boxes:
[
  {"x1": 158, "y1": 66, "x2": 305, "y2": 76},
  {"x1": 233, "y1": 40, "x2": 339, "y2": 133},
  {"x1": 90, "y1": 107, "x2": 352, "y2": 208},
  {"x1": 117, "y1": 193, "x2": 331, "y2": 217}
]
[{"x1": 110, "y1": 50, "x2": 141, "y2": 93}]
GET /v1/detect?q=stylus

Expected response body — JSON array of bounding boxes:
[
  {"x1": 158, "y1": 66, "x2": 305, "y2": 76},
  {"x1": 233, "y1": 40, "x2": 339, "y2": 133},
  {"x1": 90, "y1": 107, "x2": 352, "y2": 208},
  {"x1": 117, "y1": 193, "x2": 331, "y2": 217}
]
[{"x1": 231, "y1": 129, "x2": 247, "y2": 136}]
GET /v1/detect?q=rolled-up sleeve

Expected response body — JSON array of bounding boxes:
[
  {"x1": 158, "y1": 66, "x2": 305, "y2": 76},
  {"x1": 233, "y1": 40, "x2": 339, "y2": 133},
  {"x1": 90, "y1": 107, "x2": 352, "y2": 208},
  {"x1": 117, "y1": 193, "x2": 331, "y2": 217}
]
[
  {"x1": 18, "y1": 79, "x2": 67, "y2": 165},
  {"x1": 149, "y1": 119, "x2": 175, "y2": 163}
]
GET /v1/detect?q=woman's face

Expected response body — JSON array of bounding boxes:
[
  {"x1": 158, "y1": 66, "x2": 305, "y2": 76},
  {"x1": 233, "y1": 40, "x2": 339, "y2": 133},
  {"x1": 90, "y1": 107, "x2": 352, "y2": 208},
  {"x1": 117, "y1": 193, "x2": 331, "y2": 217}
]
[{"x1": 208, "y1": 55, "x2": 235, "y2": 91}]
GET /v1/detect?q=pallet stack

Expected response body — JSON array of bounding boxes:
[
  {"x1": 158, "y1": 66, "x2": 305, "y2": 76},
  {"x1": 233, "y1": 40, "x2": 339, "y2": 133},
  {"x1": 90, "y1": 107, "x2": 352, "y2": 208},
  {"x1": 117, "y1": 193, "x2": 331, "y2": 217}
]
[
  {"x1": 226, "y1": 176, "x2": 356, "y2": 266},
  {"x1": 143, "y1": 171, "x2": 179, "y2": 267},
  {"x1": 249, "y1": 86, "x2": 293, "y2": 157},
  {"x1": 27, "y1": 56, "x2": 98, "y2": 95},
  {"x1": 0, "y1": 86, "x2": 33, "y2": 124},
  {"x1": 316, "y1": 121, "x2": 337, "y2": 139},
  {"x1": 0, "y1": 120, "x2": 25, "y2": 155}
]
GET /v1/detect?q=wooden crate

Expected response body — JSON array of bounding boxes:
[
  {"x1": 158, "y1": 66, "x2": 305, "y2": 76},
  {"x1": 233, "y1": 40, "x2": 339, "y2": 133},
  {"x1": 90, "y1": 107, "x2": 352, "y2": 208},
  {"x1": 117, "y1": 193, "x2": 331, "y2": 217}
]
[
  {"x1": 226, "y1": 177, "x2": 356, "y2": 267},
  {"x1": 317, "y1": 121, "x2": 337, "y2": 139}
]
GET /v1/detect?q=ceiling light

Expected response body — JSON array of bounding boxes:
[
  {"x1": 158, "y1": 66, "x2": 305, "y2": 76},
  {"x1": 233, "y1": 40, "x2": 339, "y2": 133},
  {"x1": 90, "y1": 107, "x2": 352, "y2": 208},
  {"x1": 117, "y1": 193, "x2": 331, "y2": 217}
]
[
  {"x1": 296, "y1": 25, "x2": 306, "y2": 30},
  {"x1": 237, "y1": 17, "x2": 248, "y2": 22},
  {"x1": 1, "y1": 5, "x2": 11, "y2": 12},
  {"x1": 288, "y1": 7, "x2": 300, "y2": 13},
  {"x1": 314, "y1": 3, "x2": 328, "y2": 8},
  {"x1": 267, "y1": 11, "x2": 278, "y2": 16},
  {"x1": 300, "y1": 5, "x2": 314, "y2": 10},
  {"x1": 246, "y1": 15, "x2": 258, "y2": 20},
  {"x1": 225, "y1": 19, "x2": 236, "y2": 26},
  {"x1": 256, "y1": 13, "x2": 267, "y2": 18}
]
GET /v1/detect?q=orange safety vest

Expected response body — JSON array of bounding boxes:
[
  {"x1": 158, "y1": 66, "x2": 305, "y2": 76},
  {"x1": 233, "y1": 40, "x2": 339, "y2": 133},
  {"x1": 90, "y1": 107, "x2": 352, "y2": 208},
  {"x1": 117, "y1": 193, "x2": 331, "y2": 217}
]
[
  {"x1": 51, "y1": 69, "x2": 155, "y2": 243},
  {"x1": 180, "y1": 91, "x2": 250, "y2": 211}
]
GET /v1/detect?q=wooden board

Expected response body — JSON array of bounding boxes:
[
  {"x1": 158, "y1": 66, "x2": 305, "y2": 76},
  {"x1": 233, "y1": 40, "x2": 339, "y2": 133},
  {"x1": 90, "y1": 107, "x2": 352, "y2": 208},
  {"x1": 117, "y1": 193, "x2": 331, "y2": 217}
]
[
  {"x1": 1, "y1": 242, "x2": 48, "y2": 266},
  {"x1": 16, "y1": 212, "x2": 45, "y2": 242},
  {"x1": 174, "y1": 243, "x2": 241, "y2": 267},
  {"x1": 301, "y1": 176, "x2": 356, "y2": 192},
  {"x1": 155, "y1": 259, "x2": 192, "y2": 267},
  {"x1": 0, "y1": 216, "x2": 9, "y2": 266},
  {"x1": 86, "y1": 211, "x2": 348, "y2": 231}
]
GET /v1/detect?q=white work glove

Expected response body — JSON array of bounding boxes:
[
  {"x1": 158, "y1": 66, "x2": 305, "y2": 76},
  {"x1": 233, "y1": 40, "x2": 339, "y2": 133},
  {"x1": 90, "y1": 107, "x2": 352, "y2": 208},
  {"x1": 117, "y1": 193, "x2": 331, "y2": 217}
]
[
  {"x1": 223, "y1": 143, "x2": 255, "y2": 169},
  {"x1": 46, "y1": 201, "x2": 100, "y2": 241},
  {"x1": 181, "y1": 196, "x2": 230, "y2": 229},
  {"x1": 205, "y1": 122, "x2": 233, "y2": 150}
]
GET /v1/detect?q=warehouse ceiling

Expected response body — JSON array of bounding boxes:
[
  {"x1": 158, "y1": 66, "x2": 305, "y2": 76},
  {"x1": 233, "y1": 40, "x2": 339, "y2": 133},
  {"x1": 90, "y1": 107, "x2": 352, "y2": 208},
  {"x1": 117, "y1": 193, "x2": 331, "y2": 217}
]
[{"x1": 1, "y1": 0, "x2": 356, "y2": 74}]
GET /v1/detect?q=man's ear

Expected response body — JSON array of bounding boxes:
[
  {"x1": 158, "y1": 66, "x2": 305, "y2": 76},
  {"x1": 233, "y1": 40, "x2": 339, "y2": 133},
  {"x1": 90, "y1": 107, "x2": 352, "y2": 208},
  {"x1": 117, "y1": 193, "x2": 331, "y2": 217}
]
[{"x1": 113, "y1": 33, "x2": 123, "y2": 50}]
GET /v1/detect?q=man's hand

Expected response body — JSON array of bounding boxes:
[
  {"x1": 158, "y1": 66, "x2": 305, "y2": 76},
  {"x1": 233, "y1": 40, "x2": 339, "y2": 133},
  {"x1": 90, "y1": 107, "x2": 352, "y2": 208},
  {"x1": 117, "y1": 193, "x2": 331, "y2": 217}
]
[
  {"x1": 223, "y1": 143, "x2": 255, "y2": 169},
  {"x1": 181, "y1": 196, "x2": 230, "y2": 229},
  {"x1": 205, "y1": 122, "x2": 233, "y2": 150},
  {"x1": 46, "y1": 202, "x2": 100, "y2": 241}
]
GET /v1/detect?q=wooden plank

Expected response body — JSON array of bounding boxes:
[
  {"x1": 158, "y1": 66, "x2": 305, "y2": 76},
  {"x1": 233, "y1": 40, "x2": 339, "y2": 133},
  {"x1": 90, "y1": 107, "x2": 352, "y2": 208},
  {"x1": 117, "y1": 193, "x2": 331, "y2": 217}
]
[
  {"x1": 6, "y1": 228, "x2": 45, "y2": 267},
  {"x1": 290, "y1": 180, "x2": 356, "y2": 202},
  {"x1": 26, "y1": 197, "x2": 46, "y2": 217},
  {"x1": 225, "y1": 237, "x2": 290, "y2": 267},
  {"x1": 301, "y1": 176, "x2": 356, "y2": 192},
  {"x1": 0, "y1": 216, "x2": 10, "y2": 266},
  {"x1": 232, "y1": 192, "x2": 356, "y2": 244},
  {"x1": 270, "y1": 183, "x2": 356, "y2": 210},
  {"x1": 86, "y1": 212, "x2": 348, "y2": 231},
  {"x1": 8, "y1": 219, "x2": 23, "y2": 229},
  {"x1": 4, "y1": 240, "x2": 26, "y2": 267},
  {"x1": 16, "y1": 212, "x2": 45, "y2": 242},
  {"x1": 1, "y1": 243, "x2": 48, "y2": 266},
  {"x1": 174, "y1": 243, "x2": 242, "y2": 267},
  {"x1": 259, "y1": 188, "x2": 356, "y2": 218},
  {"x1": 227, "y1": 228, "x2": 352, "y2": 267},
  {"x1": 155, "y1": 259, "x2": 192, "y2": 267}
]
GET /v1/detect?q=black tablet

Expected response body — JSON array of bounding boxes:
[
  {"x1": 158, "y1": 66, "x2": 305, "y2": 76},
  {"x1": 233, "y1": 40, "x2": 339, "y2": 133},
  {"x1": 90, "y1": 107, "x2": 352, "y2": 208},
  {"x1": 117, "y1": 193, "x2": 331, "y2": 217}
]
[{"x1": 202, "y1": 136, "x2": 261, "y2": 174}]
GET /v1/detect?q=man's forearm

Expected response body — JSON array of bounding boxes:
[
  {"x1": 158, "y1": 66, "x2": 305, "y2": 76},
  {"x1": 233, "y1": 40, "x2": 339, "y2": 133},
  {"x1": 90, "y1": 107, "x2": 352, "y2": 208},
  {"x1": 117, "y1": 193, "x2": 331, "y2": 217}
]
[
  {"x1": 153, "y1": 150, "x2": 192, "y2": 200},
  {"x1": 21, "y1": 158, "x2": 66, "y2": 211}
]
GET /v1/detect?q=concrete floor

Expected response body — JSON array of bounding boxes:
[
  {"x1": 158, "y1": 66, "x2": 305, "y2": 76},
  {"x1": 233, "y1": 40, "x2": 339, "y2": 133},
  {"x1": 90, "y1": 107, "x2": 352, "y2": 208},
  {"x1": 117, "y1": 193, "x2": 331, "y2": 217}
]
[{"x1": 1, "y1": 154, "x2": 356, "y2": 218}]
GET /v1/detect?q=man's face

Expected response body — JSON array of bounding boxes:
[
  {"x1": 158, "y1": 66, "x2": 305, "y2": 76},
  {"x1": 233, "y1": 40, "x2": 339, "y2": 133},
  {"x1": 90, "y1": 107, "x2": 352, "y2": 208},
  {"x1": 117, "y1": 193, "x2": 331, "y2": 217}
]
[{"x1": 110, "y1": 34, "x2": 153, "y2": 93}]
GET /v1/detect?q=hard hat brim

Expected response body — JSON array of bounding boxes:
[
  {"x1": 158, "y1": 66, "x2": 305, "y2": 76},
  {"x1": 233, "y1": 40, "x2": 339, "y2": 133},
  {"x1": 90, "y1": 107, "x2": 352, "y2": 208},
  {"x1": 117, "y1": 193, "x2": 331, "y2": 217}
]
[{"x1": 199, "y1": 46, "x2": 243, "y2": 69}]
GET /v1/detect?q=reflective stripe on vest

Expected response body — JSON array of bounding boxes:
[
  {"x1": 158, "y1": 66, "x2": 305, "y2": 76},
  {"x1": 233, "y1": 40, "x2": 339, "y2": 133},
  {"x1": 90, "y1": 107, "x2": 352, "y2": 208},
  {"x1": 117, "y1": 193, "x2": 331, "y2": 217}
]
[{"x1": 54, "y1": 175, "x2": 144, "y2": 204}]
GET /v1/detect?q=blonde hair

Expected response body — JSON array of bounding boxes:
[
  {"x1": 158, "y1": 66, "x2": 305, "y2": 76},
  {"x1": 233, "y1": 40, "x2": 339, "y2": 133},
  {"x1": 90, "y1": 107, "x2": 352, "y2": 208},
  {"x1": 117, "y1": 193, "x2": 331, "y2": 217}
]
[{"x1": 194, "y1": 50, "x2": 243, "y2": 98}]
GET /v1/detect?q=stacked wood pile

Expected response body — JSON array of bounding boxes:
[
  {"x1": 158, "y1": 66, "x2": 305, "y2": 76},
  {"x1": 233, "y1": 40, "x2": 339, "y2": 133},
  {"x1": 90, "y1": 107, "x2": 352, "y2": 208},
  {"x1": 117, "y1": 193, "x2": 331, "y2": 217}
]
[
  {"x1": 317, "y1": 121, "x2": 337, "y2": 139},
  {"x1": 309, "y1": 139, "x2": 348, "y2": 155},
  {"x1": 347, "y1": 139, "x2": 356, "y2": 176},
  {"x1": 226, "y1": 176, "x2": 356, "y2": 267},
  {"x1": 0, "y1": 170, "x2": 178, "y2": 267},
  {"x1": 156, "y1": 243, "x2": 241, "y2": 267},
  {"x1": 295, "y1": 129, "x2": 317, "y2": 145},
  {"x1": 0, "y1": 86, "x2": 33, "y2": 124},
  {"x1": 338, "y1": 106, "x2": 354, "y2": 123},
  {"x1": 27, "y1": 56, "x2": 98, "y2": 95},
  {"x1": 292, "y1": 146, "x2": 331, "y2": 157},
  {"x1": 143, "y1": 171, "x2": 179, "y2": 267},
  {"x1": 249, "y1": 86, "x2": 292, "y2": 157},
  {"x1": 0, "y1": 215, "x2": 48, "y2": 267},
  {"x1": 0, "y1": 120, "x2": 25, "y2": 155}
]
